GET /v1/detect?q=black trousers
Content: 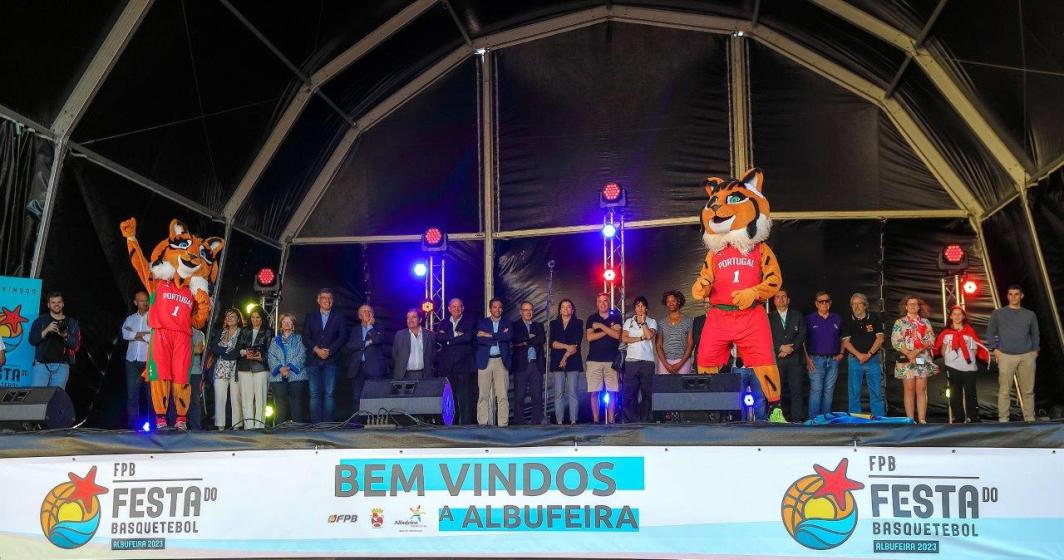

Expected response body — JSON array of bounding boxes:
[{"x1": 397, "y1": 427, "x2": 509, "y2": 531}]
[
  {"x1": 622, "y1": 360, "x2": 655, "y2": 423},
  {"x1": 272, "y1": 379, "x2": 308, "y2": 423},
  {"x1": 512, "y1": 359, "x2": 544, "y2": 424},
  {"x1": 778, "y1": 357, "x2": 806, "y2": 421},
  {"x1": 441, "y1": 361, "x2": 477, "y2": 425},
  {"x1": 945, "y1": 366, "x2": 980, "y2": 422}
]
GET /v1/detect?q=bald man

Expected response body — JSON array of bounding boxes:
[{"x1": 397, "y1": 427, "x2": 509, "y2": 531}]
[{"x1": 436, "y1": 298, "x2": 477, "y2": 424}]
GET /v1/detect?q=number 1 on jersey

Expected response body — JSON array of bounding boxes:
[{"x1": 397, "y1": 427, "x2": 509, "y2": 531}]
[
  {"x1": 732, "y1": 270, "x2": 740, "y2": 284},
  {"x1": 170, "y1": 306, "x2": 180, "y2": 317}
]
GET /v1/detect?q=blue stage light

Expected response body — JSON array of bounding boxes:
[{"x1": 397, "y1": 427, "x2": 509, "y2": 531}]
[
  {"x1": 141, "y1": 421, "x2": 151, "y2": 432},
  {"x1": 413, "y1": 262, "x2": 428, "y2": 277},
  {"x1": 601, "y1": 223, "x2": 617, "y2": 238},
  {"x1": 743, "y1": 393, "x2": 755, "y2": 407},
  {"x1": 602, "y1": 392, "x2": 611, "y2": 405}
]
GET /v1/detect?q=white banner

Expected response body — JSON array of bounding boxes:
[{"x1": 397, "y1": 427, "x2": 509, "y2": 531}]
[{"x1": 0, "y1": 445, "x2": 1060, "y2": 558}]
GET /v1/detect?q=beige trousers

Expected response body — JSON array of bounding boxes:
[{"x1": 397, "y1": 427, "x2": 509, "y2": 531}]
[
  {"x1": 477, "y1": 357, "x2": 510, "y2": 426},
  {"x1": 996, "y1": 351, "x2": 1036, "y2": 421}
]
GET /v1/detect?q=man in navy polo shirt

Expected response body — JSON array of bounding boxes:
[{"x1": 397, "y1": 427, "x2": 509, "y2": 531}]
[{"x1": 804, "y1": 291, "x2": 843, "y2": 418}]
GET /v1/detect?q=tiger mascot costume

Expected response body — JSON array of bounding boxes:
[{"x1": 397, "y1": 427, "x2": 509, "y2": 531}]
[
  {"x1": 691, "y1": 167, "x2": 786, "y2": 423},
  {"x1": 120, "y1": 218, "x2": 223, "y2": 430}
]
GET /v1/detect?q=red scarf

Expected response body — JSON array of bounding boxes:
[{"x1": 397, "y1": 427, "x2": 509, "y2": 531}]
[{"x1": 934, "y1": 324, "x2": 988, "y2": 363}]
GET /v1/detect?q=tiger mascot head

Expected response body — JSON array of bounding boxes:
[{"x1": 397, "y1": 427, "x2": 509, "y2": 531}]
[
  {"x1": 699, "y1": 167, "x2": 770, "y2": 254},
  {"x1": 140, "y1": 219, "x2": 223, "y2": 295}
]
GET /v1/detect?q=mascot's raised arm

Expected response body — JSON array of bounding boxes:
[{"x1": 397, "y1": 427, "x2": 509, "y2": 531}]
[
  {"x1": 691, "y1": 168, "x2": 786, "y2": 423},
  {"x1": 120, "y1": 217, "x2": 224, "y2": 430}
]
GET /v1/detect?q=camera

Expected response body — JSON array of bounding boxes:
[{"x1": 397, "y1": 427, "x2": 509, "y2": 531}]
[{"x1": 55, "y1": 319, "x2": 68, "y2": 336}]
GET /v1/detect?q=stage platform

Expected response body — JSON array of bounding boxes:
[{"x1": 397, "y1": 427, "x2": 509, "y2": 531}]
[
  {"x1": 2, "y1": 420, "x2": 1061, "y2": 459},
  {"x1": 1, "y1": 422, "x2": 1061, "y2": 559}
]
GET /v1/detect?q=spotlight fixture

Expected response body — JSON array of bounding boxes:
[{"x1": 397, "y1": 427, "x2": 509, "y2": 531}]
[
  {"x1": 413, "y1": 262, "x2": 428, "y2": 278},
  {"x1": 254, "y1": 266, "x2": 279, "y2": 294},
  {"x1": 599, "y1": 182, "x2": 627, "y2": 208},
  {"x1": 421, "y1": 227, "x2": 447, "y2": 252}
]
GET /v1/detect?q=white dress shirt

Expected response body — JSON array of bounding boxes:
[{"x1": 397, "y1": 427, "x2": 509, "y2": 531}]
[
  {"x1": 122, "y1": 311, "x2": 150, "y2": 362},
  {"x1": 407, "y1": 329, "x2": 424, "y2": 371}
]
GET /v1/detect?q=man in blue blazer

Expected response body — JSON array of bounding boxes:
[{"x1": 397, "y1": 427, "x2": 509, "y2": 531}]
[
  {"x1": 436, "y1": 298, "x2": 477, "y2": 424},
  {"x1": 476, "y1": 298, "x2": 512, "y2": 426},
  {"x1": 511, "y1": 300, "x2": 546, "y2": 425},
  {"x1": 302, "y1": 288, "x2": 347, "y2": 423},
  {"x1": 346, "y1": 304, "x2": 386, "y2": 413}
]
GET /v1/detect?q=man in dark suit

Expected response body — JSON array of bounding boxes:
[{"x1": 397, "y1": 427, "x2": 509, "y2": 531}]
[
  {"x1": 436, "y1": 298, "x2": 476, "y2": 424},
  {"x1": 392, "y1": 309, "x2": 436, "y2": 380},
  {"x1": 769, "y1": 290, "x2": 808, "y2": 421},
  {"x1": 476, "y1": 298, "x2": 512, "y2": 426},
  {"x1": 511, "y1": 300, "x2": 546, "y2": 425},
  {"x1": 302, "y1": 288, "x2": 347, "y2": 423},
  {"x1": 346, "y1": 304, "x2": 387, "y2": 413}
]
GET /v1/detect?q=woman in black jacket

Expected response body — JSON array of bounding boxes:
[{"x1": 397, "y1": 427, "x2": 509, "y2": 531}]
[
  {"x1": 210, "y1": 308, "x2": 243, "y2": 430},
  {"x1": 238, "y1": 307, "x2": 271, "y2": 429}
]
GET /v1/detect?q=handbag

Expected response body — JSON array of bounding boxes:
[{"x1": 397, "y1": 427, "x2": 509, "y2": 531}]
[{"x1": 612, "y1": 348, "x2": 626, "y2": 373}]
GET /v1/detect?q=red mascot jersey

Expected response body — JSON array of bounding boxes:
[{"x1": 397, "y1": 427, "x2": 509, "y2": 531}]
[
  {"x1": 149, "y1": 280, "x2": 195, "y2": 334},
  {"x1": 709, "y1": 245, "x2": 762, "y2": 306}
]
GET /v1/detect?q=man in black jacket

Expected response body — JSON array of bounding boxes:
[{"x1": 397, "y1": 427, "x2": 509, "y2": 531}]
[
  {"x1": 436, "y1": 298, "x2": 477, "y2": 424},
  {"x1": 511, "y1": 301, "x2": 546, "y2": 425},
  {"x1": 768, "y1": 290, "x2": 807, "y2": 421},
  {"x1": 346, "y1": 304, "x2": 387, "y2": 413}
]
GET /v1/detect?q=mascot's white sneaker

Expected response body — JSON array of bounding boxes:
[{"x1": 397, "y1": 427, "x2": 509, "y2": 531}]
[
  {"x1": 155, "y1": 415, "x2": 168, "y2": 430},
  {"x1": 175, "y1": 417, "x2": 188, "y2": 431}
]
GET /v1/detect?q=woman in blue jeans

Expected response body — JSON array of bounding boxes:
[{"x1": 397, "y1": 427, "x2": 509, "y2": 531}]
[{"x1": 549, "y1": 299, "x2": 583, "y2": 425}]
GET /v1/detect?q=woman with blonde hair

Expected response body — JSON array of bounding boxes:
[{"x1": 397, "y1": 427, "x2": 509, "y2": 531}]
[
  {"x1": 890, "y1": 295, "x2": 938, "y2": 423},
  {"x1": 268, "y1": 312, "x2": 307, "y2": 423}
]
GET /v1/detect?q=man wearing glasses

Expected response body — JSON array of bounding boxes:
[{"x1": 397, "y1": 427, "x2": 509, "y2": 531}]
[{"x1": 804, "y1": 291, "x2": 843, "y2": 419}]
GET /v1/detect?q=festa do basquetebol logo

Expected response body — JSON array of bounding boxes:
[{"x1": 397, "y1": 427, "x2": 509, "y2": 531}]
[
  {"x1": 40, "y1": 466, "x2": 109, "y2": 549},
  {"x1": 781, "y1": 458, "x2": 865, "y2": 550},
  {"x1": 0, "y1": 304, "x2": 29, "y2": 353}
]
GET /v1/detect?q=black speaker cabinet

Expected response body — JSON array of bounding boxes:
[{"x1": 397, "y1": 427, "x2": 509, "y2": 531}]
[
  {"x1": 0, "y1": 387, "x2": 75, "y2": 430},
  {"x1": 359, "y1": 378, "x2": 455, "y2": 425},
  {"x1": 651, "y1": 373, "x2": 742, "y2": 412}
]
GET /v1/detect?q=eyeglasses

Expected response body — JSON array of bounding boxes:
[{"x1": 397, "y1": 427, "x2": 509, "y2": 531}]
[{"x1": 816, "y1": 299, "x2": 831, "y2": 304}]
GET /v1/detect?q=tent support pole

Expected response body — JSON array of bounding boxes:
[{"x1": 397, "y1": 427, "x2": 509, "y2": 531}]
[
  {"x1": 479, "y1": 50, "x2": 497, "y2": 314},
  {"x1": 30, "y1": 140, "x2": 66, "y2": 278},
  {"x1": 728, "y1": 35, "x2": 751, "y2": 175},
  {"x1": 204, "y1": 219, "x2": 235, "y2": 347},
  {"x1": 1018, "y1": 188, "x2": 1064, "y2": 353},
  {"x1": 969, "y1": 217, "x2": 1001, "y2": 309}
]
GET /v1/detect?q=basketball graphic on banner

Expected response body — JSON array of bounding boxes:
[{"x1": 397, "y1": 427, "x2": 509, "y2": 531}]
[
  {"x1": 0, "y1": 304, "x2": 28, "y2": 353},
  {"x1": 39, "y1": 466, "x2": 108, "y2": 549},
  {"x1": 780, "y1": 458, "x2": 864, "y2": 550}
]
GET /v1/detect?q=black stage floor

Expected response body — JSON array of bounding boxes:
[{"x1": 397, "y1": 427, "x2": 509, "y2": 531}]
[{"x1": 1, "y1": 421, "x2": 1061, "y2": 459}]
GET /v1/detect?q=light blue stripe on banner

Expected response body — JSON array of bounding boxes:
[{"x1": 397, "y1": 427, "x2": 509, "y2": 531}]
[
  {"x1": 337, "y1": 456, "x2": 644, "y2": 494},
  {"x1": 437, "y1": 506, "x2": 640, "y2": 532}
]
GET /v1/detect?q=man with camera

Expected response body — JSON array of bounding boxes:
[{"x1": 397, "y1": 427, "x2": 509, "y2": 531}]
[{"x1": 28, "y1": 292, "x2": 81, "y2": 389}]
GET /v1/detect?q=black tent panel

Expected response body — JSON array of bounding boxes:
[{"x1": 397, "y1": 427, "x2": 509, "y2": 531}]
[
  {"x1": 983, "y1": 199, "x2": 1064, "y2": 412},
  {"x1": 496, "y1": 23, "x2": 730, "y2": 231},
  {"x1": 750, "y1": 43, "x2": 954, "y2": 211},
  {"x1": 0, "y1": 121, "x2": 54, "y2": 276},
  {"x1": 280, "y1": 244, "x2": 366, "y2": 332},
  {"x1": 840, "y1": 0, "x2": 940, "y2": 37},
  {"x1": 40, "y1": 158, "x2": 222, "y2": 427},
  {"x1": 235, "y1": 95, "x2": 348, "y2": 238},
  {"x1": 0, "y1": 1, "x2": 125, "y2": 124},
  {"x1": 211, "y1": 229, "x2": 281, "y2": 325},
  {"x1": 761, "y1": 0, "x2": 909, "y2": 88},
  {"x1": 72, "y1": 0, "x2": 299, "y2": 208},
  {"x1": 894, "y1": 67, "x2": 1014, "y2": 209},
  {"x1": 320, "y1": 4, "x2": 464, "y2": 119},
  {"x1": 300, "y1": 60, "x2": 478, "y2": 238},
  {"x1": 227, "y1": 0, "x2": 413, "y2": 74},
  {"x1": 618, "y1": 0, "x2": 756, "y2": 20},
  {"x1": 1030, "y1": 170, "x2": 1064, "y2": 332},
  {"x1": 448, "y1": 0, "x2": 598, "y2": 37}
]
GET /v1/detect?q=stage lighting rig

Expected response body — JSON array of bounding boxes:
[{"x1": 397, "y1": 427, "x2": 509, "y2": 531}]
[
  {"x1": 599, "y1": 182, "x2": 627, "y2": 209},
  {"x1": 254, "y1": 267, "x2": 279, "y2": 295},
  {"x1": 421, "y1": 227, "x2": 448, "y2": 252},
  {"x1": 938, "y1": 244, "x2": 968, "y2": 274}
]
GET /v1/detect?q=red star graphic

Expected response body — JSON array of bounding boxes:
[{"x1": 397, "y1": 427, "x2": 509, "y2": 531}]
[
  {"x1": 0, "y1": 305, "x2": 28, "y2": 331},
  {"x1": 67, "y1": 466, "x2": 108, "y2": 509},
  {"x1": 812, "y1": 458, "x2": 865, "y2": 504}
]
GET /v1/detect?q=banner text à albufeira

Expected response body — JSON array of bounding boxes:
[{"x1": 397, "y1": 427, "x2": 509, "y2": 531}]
[{"x1": 335, "y1": 459, "x2": 640, "y2": 531}]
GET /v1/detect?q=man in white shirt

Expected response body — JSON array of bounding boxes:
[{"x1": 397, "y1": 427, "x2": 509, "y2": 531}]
[
  {"x1": 121, "y1": 290, "x2": 151, "y2": 430},
  {"x1": 392, "y1": 309, "x2": 436, "y2": 380},
  {"x1": 621, "y1": 296, "x2": 658, "y2": 423}
]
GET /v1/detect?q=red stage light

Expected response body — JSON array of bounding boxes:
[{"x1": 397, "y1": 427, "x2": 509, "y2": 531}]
[
  {"x1": 421, "y1": 300, "x2": 435, "y2": 314},
  {"x1": 256, "y1": 267, "x2": 275, "y2": 286},
  {"x1": 603, "y1": 268, "x2": 617, "y2": 282},
  {"x1": 963, "y1": 280, "x2": 978, "y2": 295},
  {"x1": 943, "y1": 244, "x2": 965, "y2": 264},
  {"x1": 602, "y1": 182, "x2": 622, "y2": 202},
  {"x1": 424, "y1": 228, "x2": 443, "y2": 246}
]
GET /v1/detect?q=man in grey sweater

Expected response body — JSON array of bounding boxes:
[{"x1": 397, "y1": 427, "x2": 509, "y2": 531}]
[{"x1": 986, "y1": 285, "x2": 1040, "y2": 422}]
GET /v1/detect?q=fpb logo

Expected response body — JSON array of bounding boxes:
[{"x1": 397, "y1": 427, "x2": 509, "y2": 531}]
[
  {"x1": 781, "y1": 458, "x2": 865, "y2": 550},
  {"x1": 40, "y1": 466, "x2": 109, "y2": 549}
]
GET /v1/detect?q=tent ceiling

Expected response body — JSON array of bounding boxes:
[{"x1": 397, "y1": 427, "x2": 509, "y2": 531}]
[{"x1": 2, "y1": 0, "x2": 1061, "y2": 240}]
